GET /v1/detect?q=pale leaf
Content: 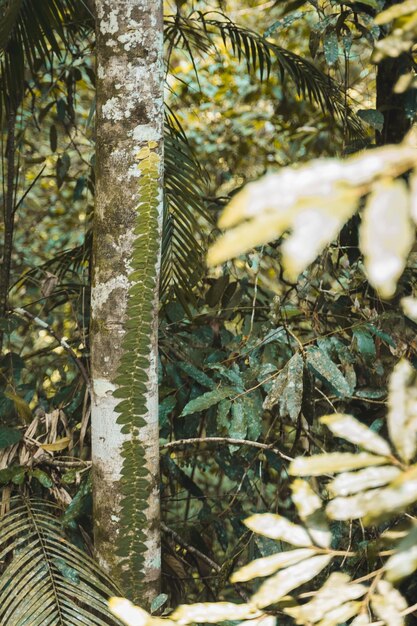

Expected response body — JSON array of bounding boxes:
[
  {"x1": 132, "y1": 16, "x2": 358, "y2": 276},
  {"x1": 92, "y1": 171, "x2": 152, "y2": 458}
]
[
  {"x1": 388, "y1": 359, "x2": 417, "y2": 462},
  {"x1": 40, "y1": 437, "x2": 71, "y2": 452},
  {"x1": 328, "y1": 466, "x2": 401, "y2": 497},
  {"x1": 284, "y1": 573, "x2": 366, "y2": 624},
  {"x1": 350, "y1": 614, "x2": 371, "y2": 626},
  {"x1": 371, "y1": 580, "x2": 407, "y2": 626},
  {"x1": 409, "y1": 170, "x2": 417, "y2": 225},
  {"x1": 375, "y1": 0, "x2": 417, "y2": 24},
  {"x1": 171, "y1": 603, "x2": 261, "y2": 624},
  {"x1": 230, "y1": 548, "x2": 316, "y2": 583},
  {"x1": 289, "y1": 452, "x2": 389, "y2": 477},
  {"x1": 109, "y1": 598, "x2": 172, "y2": 626},
  {"x1": 318, "y1": 602, "x2": 362, "y2": 626},
  {"x1": 385, "y1": 525, "x2": 417, "y2": 583},
  {"x1": 250, "y1": 555, "x2": 332, "y2": 608},
  {"x1": 321, "y1": 414, "x2": 391, "y2": 456},
  {"x1": 401, "y1": 296, "x2": 417, "y2": 322},
  {"x1": 359, "y1": 179, "x2": 413, "y2": 298},
  {"x1": 282, "y1": 193, "x2": 358, "y2": 280},
  {"x1": 291, "y1": 479, "x2": 331, "y2": 548},
  {"x1": 239, "y1": 616, "x2": 276, "y2": 626},
  {"x1": 244, "y1": 513, "x2": 313, "y2": 546},
  {"x1": 327, "y1": 465, "x2": 417, "y2": 523}
]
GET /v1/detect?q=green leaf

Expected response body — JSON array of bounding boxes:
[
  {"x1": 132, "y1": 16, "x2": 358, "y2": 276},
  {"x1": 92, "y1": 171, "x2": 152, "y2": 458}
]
[
  {"x1": 306, "y1": 347, "x2": 351, "y2": 397},
  {"x1": 31, "y1": 468, "x2": 53, "y2": 488},
  {"x1": 180, "y1": 387, "x2": 235, "y2": 416},
  {"x1": 263, "y1": 353, "x2": 303, "y2": 421},
  {"x1": 357, "y1": 109, "x2": 384, "y2": 132},
  {"x1": 0, "y1": 426, "x2": 22, "y2": 449},
  {"x1": 352, "y1": 328, "x2": 376, "y2": 363},
  {"x1": 323, "y1": 30, "x2": 339, "y2": 66},
  {"x1": 230, "y1": 400, "x2": 247, "y2": 439},
  {"x1": 178, "y1": 362, "x2": 216, "y2": 389}
]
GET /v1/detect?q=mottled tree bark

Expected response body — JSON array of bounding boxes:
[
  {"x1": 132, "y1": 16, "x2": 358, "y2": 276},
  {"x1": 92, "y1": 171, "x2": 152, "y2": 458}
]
[{"x1": 91, "y1": 1, "x2": 163, "y2": 603}]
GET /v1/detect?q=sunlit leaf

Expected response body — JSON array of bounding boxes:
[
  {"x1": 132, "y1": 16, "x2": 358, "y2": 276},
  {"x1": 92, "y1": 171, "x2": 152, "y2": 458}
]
[
  {"x1": 359, "y1": 179, "x2": 413, "y2": 298},
  {"x1": 328, "y1": 465, "x2": 401, "y2": 497},
  {"x1": 320, "y1": 414, "x2": 391, "y2": 456},
  {"x1": 291, "y1": 479, "x2": 331, "y2": 548},
  {"x1": 371, "y1": 580, "x2": 408, "y2": 626},
  {"x1": 290, "y1": 452, "x2": 389, "y2": 477},
  {"x1": 388, "y1": 359, "x2": 417, "y2": 462},
  {"x1": 401, "y1": 296, "x2": 417, "y2": 322},
  {"x1": 250, "y1": 555, "x2": 332, "y2": 608},
  {"x1": 306, "y1": 348, "x2": 352, "y2": 398},
  {"x1": 385, "y1": 525, "x2": 417, "y2": 583},
  {"x1": 171, "y1": 602, "x2": 262, "y2": 624},
  {"x1": 244, "y1": 513, "x2": 313, "y2": 546},
  {"x1": 230, "y1": 548, "x2": 316, "y2": 583},
  {"x1": 40, "y1": 437, "x2": 71, "y2": 452},
  {"x1": 284, "y1": 573, "x2": 366, "y2": 624},
  {"x1": 327, "y1": 465, "x2": 417, "y2": 523},
  {"x1": 375, "y1": 0, "x2": 417, "y2": 24}
]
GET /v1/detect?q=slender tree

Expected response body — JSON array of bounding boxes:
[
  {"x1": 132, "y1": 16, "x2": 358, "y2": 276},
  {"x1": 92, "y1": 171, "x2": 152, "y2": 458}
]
[{"x1": 91, "y1": 0, "x2": 164, "y2": 603}]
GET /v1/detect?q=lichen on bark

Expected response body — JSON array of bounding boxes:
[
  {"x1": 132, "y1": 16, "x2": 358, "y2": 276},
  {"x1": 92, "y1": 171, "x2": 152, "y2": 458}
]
[{"x1": 91, "y1": 0, "x2": 163, "y2": 604}]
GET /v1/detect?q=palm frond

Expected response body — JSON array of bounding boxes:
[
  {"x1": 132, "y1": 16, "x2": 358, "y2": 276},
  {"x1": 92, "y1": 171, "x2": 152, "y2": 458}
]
[
  {"x1": 162, "y1": 116, "x2": 212, "y2": 306},
  {"x1": 0, "y1": 496, "x2": 123, "y2": 625},
  {"x1": 164, "y1": 11, "x2": 363, "y2": 136},
  {"x1": 0, "y1": 0, "x2": 91, "y2": 114}
]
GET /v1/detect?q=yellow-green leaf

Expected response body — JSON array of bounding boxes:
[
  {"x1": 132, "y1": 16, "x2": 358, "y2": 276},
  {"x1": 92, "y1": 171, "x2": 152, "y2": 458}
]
[
  {"x1": 4, "y1": 391, "x2": 32, "y2": 423},
  {"x1": 40, "y1": 437, "x2": 71, "y2": 452},
  {"x1": 244, "y1": 513, "x2": 313, "y2": 546},
  {"x1": 375, "y1": 0, "x2": 417, "y2": 24},
  {"x1": 321, "y1": 414, "x2": 391, "y2": 456},
  {"x1": 359, "y1": 179, "x2": 413, "y2": 298},
  {"x1": 290, "y1": 452, "x2": 388, "y2": 477},
  {"x1": 250, "y1": 555, "x2": 332, "y2": 608},
  {"x1": 230, "y1": 548, "x2": 316, "y2": 583}
]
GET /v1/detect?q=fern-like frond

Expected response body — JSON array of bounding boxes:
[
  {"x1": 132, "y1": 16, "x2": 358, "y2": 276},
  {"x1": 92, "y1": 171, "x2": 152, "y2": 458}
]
[
  {"x1": 0, "y1": 496, "x2": 123, "y2": 625},
  {"x1": 164, "y1": 11, "x2": 363, "y2": 136}
]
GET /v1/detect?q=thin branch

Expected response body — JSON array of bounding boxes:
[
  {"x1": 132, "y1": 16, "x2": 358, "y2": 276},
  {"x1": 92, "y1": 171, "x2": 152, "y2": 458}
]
[
  {"x1": 161, "y1": 522, "x2": 220, "y2": 573},
  {"x1": 13, "y1": 307, "x2": 91, "y2": 391},
  {"x1": 161, "y1": 437, "x2": 293, "y2": 462}
]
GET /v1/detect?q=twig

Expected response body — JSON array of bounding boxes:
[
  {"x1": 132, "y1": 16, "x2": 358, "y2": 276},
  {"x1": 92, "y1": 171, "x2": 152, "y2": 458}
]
[
  {"x1": 161, "y1": 437, "x2": 293, "y2": 462},
  {"x1": 162, "y1": 522, "x2": 220, "y2": 573},
  {"x1": 13, "y1": 307, "x2": 91, "y2": 392}
]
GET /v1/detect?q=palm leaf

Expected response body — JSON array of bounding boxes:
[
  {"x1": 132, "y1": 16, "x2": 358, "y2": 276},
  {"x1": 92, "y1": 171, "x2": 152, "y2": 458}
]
[
  {"x1": 0, "y1": 0, "x2": 90, "y2": 114},
  {"x1": 0, "y1": 496, "x2": 123, "y2": 625},
  {"x1": 164, "y1": 11, "x2": 363, "y2": 137}
]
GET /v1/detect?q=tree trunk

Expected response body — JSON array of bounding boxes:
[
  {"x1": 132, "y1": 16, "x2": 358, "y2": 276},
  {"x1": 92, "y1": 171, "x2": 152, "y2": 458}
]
[{"x1": 91, "y1": 1, "x2": 164, "y2": 605}]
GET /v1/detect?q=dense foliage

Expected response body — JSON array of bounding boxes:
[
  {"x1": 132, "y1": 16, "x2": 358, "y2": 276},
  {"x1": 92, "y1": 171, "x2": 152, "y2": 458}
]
[{"x1": 1, "y1": 0, "x2": 417, "y2": 624}]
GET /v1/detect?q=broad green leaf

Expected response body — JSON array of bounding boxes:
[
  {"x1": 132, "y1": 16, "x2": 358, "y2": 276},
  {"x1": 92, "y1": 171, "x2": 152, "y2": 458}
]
[
  {"x1": 171, "y1": 602, "x2": 262, "y2": 624},
  {"x1": 230, "y1": 400, "x2": 247, "y2": 439},
  {"x1": 371, "y1": 580, "x2": 407, "y2": 626},
  {"x1": 385, "y1": 525, "x2": 417, "y2": 583},
  {"x1": 359, "y1": 179, "x2": 413, "y2": 298},
  {"x1": 0, "y1": 426, "x2": 22, "y2": 449},
  {"x1": 178, "y1": 362, "x2": 216, "y2": 389},
  {"x1": 290, "y1": 452, "x2": 388, "y2": 476},
  {"x1": 327, "y1": 465, "x2": 417, "y2": 523},
  {"x1": 245, "y1": 513, "x2": 313, "y2": 546},
  {"x1": 328, "y1": 465, "x2": 401, "y2": 497},
  {"x1": 284, "y1": 573, "x2": 366, "y2": 624},
  {"x1": 217, "y1": 399, "x2": 232, "y2": 430},
  {"x1": 291, "y1": 479, "x2": 331, "y2": 548},
  {"x1": 263, "y1": 353, "x2": 303, "y2": 421},
  {"x1": 306, "y1": 347, "x2": 351, "y2": 398},
  {"x1": 250, "y1": 555, "x2": 332, "y2": 608},
  {"x1": 320, "y1": 414, "x2": 391, "y2": 456},
  {"x1": 230, "y1": 548, "x2": 316, "y2": 583},
  {"x1": 357, "y1": 109, "x2": 384, "y2": 132},
  {"x1": 387, "y1": 359, "x2": 417, "y2": 462},
  {"x1": 352, "y1": 328, "x2": 376, "y2": 363},
  {"x1": 323, "y1": 30, "x2": 339, "y2": 66},
  {"x1": 180, "y1": 387, "x2": 235, "y2": 416},
  {"x1": 31, "y1": 469, "x2": 53, "y2": 488}
]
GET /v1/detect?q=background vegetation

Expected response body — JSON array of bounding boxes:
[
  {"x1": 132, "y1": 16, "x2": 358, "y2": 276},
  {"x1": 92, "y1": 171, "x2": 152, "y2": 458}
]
[{"x1": 1, "y1": 0, "x2": 417, "y2": 624}]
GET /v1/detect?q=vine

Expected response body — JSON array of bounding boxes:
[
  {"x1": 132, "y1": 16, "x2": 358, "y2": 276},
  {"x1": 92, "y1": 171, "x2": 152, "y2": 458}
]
[{"x1": 112, "y1": 141, "x2": 161, "y2": 600}]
